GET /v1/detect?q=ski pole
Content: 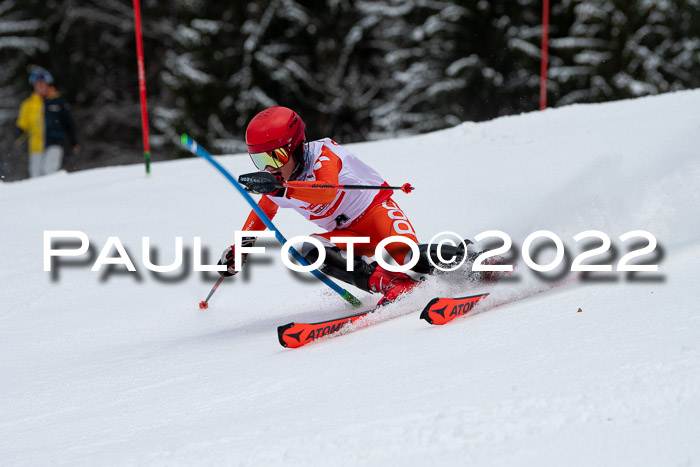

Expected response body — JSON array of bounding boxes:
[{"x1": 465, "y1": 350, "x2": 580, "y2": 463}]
[
  {"x1": 199, "y1": 275, "x2": 224, "y2": 309},
  {"x1": 180, "y1": 134, "x2": 364, "y2": 308},
  {"x1": 282, "y1": 181, "x2": 414, "y2": 193}
]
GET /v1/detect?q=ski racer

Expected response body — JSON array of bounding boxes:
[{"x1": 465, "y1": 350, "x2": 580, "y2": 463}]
[{"x1": 218, "y1": 106, "x2": 450, "y2": 306}]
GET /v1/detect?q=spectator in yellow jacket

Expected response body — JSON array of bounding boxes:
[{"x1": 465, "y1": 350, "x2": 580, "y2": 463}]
[{"x1": 15, "y1": 69, "x2": 79, "y2": 178}]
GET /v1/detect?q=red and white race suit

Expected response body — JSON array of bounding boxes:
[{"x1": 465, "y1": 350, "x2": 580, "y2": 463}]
[{"x1": 241, "y1": 138, "x2": 418, "y2": 263}]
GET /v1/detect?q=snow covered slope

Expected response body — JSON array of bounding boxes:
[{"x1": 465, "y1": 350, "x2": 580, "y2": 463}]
[{"x1": 1, "y1": 90, "x2": 699, "y2": 466}]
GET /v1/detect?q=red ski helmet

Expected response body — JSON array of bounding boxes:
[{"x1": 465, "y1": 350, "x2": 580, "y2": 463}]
[{"x1": 246, "y1": 106, "x2": 306, "y2": 170}]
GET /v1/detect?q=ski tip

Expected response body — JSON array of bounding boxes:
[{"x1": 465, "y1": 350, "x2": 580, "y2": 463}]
[
  {"x1": 277, "y1": 323, "x2": 295, "y2": 348},
  {"x1": 198, "y1": 301, "x2": 209, "y2": 309},
  {"x1": 419, "y1": 298, "x2": 440, "y2": 324},
  {"x1": 180, "y1": 133, "x2": 189, "y2": 146}
]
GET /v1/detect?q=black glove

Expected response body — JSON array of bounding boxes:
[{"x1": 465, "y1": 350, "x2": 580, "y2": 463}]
[
  {"x1": 217, "y1": 237, "x2": 256, "y2": 276},
  {"x1": 238, "y1": 172, "x2": 286, "y2": 197}
]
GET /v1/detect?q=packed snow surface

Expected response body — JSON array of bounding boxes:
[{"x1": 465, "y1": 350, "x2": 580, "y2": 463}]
[{"x1": 1, "y1": 90, "x2": 699, "y2": 466}]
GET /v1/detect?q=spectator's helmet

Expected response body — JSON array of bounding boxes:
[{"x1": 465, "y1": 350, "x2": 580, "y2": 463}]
[
  {"x1": 245, "y1": 106, "x2": 306, "y2": 171},
  {"x1": 29, "y1": 69, "x2": 53, "y2": 85}
]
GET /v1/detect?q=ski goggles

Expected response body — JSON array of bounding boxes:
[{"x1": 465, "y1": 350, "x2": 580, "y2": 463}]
[{"x1": 249, "y1": 148, "x2": 290, "y2": 171}]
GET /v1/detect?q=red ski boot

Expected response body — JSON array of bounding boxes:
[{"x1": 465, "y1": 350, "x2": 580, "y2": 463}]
[{"x1": 367, "y1": 264, "x2": 420, "y2": 306}]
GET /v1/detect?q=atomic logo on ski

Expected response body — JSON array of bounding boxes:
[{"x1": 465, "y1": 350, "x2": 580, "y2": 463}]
[
  {"x1": 430, "y1": 305, "x2": 448, "y2": 319},
  {"x1": 420, "y1": 293, "x2": 489, "y2": 325},
  {"x1": 285, "y1": 330, "x2": 304, "y2": 343},
  {"x1": 278, "y1": 292, "x2": 491, "y2": 348},
  {"x1": 277, "y1": 309, "x2": 373, "y2": 348}
]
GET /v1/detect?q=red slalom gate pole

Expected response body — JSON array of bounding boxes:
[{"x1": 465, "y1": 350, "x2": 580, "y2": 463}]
[
  {"x1": 540, "y1": 0, "x2": 550, "y2": 110},
  {"x1": 282, "y1": 181, "x2": 415, "y2": 194},
  {"x1": 132, "y1": 0, "x2": 151, "y2": 175}
]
